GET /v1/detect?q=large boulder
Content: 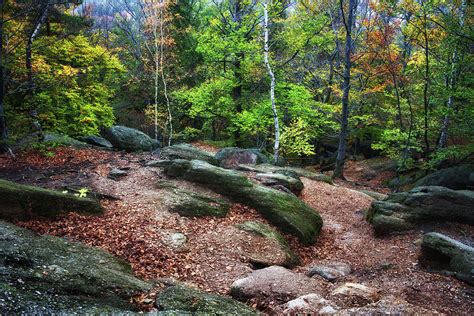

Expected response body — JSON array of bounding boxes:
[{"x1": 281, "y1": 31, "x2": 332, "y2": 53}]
[
  {"x1": 419, "y1": 232, "x2": 474, "y2": 285},
  {"x1": 157, "y1": 181, "x2": 230, "y2": 217},
  {"x1": 155, "y1": 285, "x2": 257, "y2": 315},
  {"x1": 102, "y1": 125, "x2": 157, "y2": 152},
  {"x1": 236, "y1": 221, "x2": 299, "y2": 268},
  {"x1": 0, "y1": 179, "x2": 103, "y2": 220},
  {"x1": 0, "y1": 221, "x2": 152, "y2": 313},
  {"x1": 367, "y1": 186, "x2": 474, "y2": 234},
  {"x1": 230, "y1": 266, "x2": 326, "y2": 303},
  {"x1": 79, "y1": 135, "x2": 113, "y2": 148},
  {"x1": 414, "y1": 165, "x2": 474, "y2": 190},
  {"x1": 160, "y1": 143, "x2": 218, "y2": 165},
  {"x1": 215, "y1": 147, "x2": 268, "y2": 169},
  {"x1": 158, "y1": 159, "x2": 323, "y2": 245}
]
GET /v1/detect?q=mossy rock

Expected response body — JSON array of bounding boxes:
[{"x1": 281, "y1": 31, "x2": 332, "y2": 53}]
[
  {"x1": 102, "y1": 125, "x2": 157, "y2": 152},
  {"x1": 420, "y1": 232, "x2": 474, "y2": 285},
  {"x1": 158, "y1": 181, "x2": 230, "y2": 217},
  {"x1": 215, "y1": 147, "x2": 269, "y2": 169},
  {"x1": 0, "y1": 179, "x2": 103, "y2": 220},
  {"x1": 156, "y1": 285, "x2": 257, "y2": 315},
  {"x1": 161, "y1": 143, "x2": 218, "y2": 165},
  {"x1": 236, "y1": 221, "x2": 300, "y2": 268},
  {"x1": 414, "y1": 165, "x2": 474, "y2": 190},
  {"x1": 367, "y1": 186, "x2": 474, "y2": 234},
  {"x1": 256, "y1": 172, "x2": 304, "y2": 195},
  {"x1": 238, "y1": 163, "x2": 332, "y2": 184},
  {"x1": 0, "y1": 221, "x2": 151, "y2": 313},
  {"x1": 160, "y1": 160, "x2": 323, "y2": 245}
]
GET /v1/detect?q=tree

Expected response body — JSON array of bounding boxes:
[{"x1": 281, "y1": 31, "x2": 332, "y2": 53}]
[{"x1": 334, "y1": 0, "x2": 357, "y2": 179}]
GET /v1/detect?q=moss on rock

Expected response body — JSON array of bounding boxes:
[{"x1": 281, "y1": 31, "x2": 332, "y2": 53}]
[{"x1": 0, "y1": 179, "x2": 103, "y2": 220}]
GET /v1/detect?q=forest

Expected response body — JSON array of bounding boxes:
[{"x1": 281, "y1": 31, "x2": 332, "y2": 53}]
[{"x1": 0, "y1": 0, "x2": 473, "y2": 314}]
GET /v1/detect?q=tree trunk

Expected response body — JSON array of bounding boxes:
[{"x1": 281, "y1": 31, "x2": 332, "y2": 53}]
[
  {"x1": 0, "y1": 1, "x2": 7, "y2": 150},
  {"x1": 232, "y1": 0, "x2": 243, "y2": 147},
  {"x1": 422, "y1": 8, "x2": 430, "y2": 158},
  {"x1": 263, "y1": 0, "x2": 279, "y2": 164},
  {"x1": 160, "y1": 0, "x2": 172, "y2": 146},
  {"x1": 333, "y1": 0, "x2": 356, "y2": 179},
  {"x1": 438, "y1": 0, "x2": 467, "y2": 149}
]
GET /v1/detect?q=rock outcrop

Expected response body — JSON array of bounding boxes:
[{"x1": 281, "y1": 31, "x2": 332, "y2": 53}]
[
  {"x1": 157, "y1": 159, "x2": 323, "y2": 244},
  {"x1": 238, "y1": 163, "x2": 332, "y2": 183},
  {"x1": 80, "y1": 135, "x2": 113, "y2": 148},
  {"x1": 414, "y1": 165, "x2": 474, "y2": 190},
  {"x1": 236, "y1": 221, "x2": 299, "y2": 268},
  {"x1": 419, "y1": 232, "x2": 474, "y2": 284},
  {"x1": 367, "y1": 186, "x2": 474, "y2": 234},
  {"x1": 255, "y1": 172, "x2": 304, "y2": 195},
  {"x1": 0, "y1": 221, "x2": 151, "y2": 313},
  {"x1": 102, "y1": 125, "x2": 158, "y2": 152},
  {"x1": 307, "y1": 262, "x2": 352, "y2": 282},
  {"x1": 160, "y1": 143, "x2": 218, "y2": 165},
  {"x1": 215, "y1": 147, "x2": 268, "y2": 169},
  {"x1": 0, "y1": 179, "x2": 103, "y2": 220},
  {"x1": 157, "y1": 181, "x2": 230, "y2": 217}
]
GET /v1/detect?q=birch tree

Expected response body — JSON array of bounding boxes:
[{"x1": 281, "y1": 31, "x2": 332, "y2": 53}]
[{"x1": 263, "y1": 0, "x2": 279, "y2": 163}]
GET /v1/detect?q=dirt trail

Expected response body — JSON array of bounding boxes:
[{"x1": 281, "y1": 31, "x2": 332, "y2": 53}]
[{"x1": 1, "y1": 147, "x2": 473, "y2": 314}]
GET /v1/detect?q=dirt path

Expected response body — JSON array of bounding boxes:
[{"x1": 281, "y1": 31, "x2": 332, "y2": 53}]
[{"x1": 1, "y1": 147, "x2": 473, "y2": 314}]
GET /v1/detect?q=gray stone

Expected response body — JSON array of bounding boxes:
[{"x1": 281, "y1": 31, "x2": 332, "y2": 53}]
[
  {"x1": 160, "y1": 143, "x2": 218, "y2": 165},
  {"x1": 279, "y1": 294, "x2": 338, "y2": 314},
  {"x1": 307, "y1": 262, "x2": 352, "y2": 282},
  {"x1": 415, "y1": 165, "x2": 474, "y2": 190},
  {"x1": 367, "y1": 186, "x2": 474, "y2": 234},
  {"x1": 330, "y1": 283, "x2": 380, "y2": 307},
  {"x1": 215, "y1": 147, "x2": 268, "y2": 169},
  {"x1": 0, "y1": 179, "x2": 103, "y2": 220},
  {"x1": 419, "y1": 232, "x2": 474, "y2": 284},
  {"x1": 0, "y1": 221, "x2": 151, "y2": 313},
  {"x1": 102, "y1": 125, "x2": 157, "y2": 152},
  {"x1": 236, "y1": 221, "x2": 299, "y2": 268},
  {"x1": 80, "y1": 135, "x2": 113, "y2": 148},
  {"x1": 230, "y1": 266, "x2": 325, "y2": 303},
  {"x1": 160, "y1": 159, "x2": 323, "y2": 245},
  {"x1": 238, "y1": 163, "x2": 332, "y2": 183},
  {"x1": 108, "y1": 168, "x2": 128, "y2": 180},
  {"x1": 163, "y1": 232, "x2": 187, "y2": 249},
  {"x1": 256, "y1": 172, "x2": 304, "y2": 195}
]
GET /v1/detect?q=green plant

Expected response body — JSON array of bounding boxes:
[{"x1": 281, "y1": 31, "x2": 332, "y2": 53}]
[{"x1": 280, "y1": 118, "x2": 316, "y2": 157}]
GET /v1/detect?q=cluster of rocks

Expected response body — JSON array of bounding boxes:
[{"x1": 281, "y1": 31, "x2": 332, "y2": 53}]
[{"x1": 367, "y1": 164, "x2": 474, "y2": 284}]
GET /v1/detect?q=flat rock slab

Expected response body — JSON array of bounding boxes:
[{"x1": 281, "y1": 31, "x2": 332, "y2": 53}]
[
  {"x1": 230, "y1": 266, "x2": 326, "y2": 303},
  {"x1": 275, "y1": 293, "x2": 338, "y2": 314},
  {"x1": 238, "y1": 163, "x2": 332, "y2": 183},
  {"x1": 0, "y1": 179, "x2": 103, "y2": 220},
  {"x1": 420, "y1": 232, "x2": 474, "y2": 284},
  {"x1": 367, "y1": 186, "x2": 474, "y2": 234},
  {"x1": 236, "y1": 221, "x2": 299, "y2": 268},
  {"x1": 255, "y1": 173, "x2": 304, "y2": 195},
  {"x1": 330, "y1": 283, "x2": 381, "y2": 307},
  {"x1": 307, "y1": 262, "x2": 352, "y2": 282},
  {"x1": 156, "y1": 285, "x2": 257, "y2": 315},
  {"x1": 0, "y1": 221, "x2": 151, "y2": 313}
]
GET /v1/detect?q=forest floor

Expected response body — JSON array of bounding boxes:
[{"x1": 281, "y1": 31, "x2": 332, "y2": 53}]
[{"x1": 0, "y1": 145, "x2": 473, "y2": 314}]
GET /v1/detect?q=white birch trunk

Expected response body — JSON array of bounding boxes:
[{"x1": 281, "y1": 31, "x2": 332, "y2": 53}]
[{"x1": 263, "y1": 0, "x2": 279, "y2": 164}]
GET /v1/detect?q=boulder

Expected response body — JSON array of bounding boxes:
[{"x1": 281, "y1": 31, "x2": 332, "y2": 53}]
[
  {"x1": 414, "y1": 165, "x2": 474, "y2": 190},
  {"x1": 236, "y1": 221, "x2": 299, "y2": 268},
  {"x1": 276, "y1": 294, "x2": 338, "y2": 314},
  {"x1": 307, "y1": 262, "x2": 352, "y2": 282},
  {"x1": 0, "y1": 221, "x2": 151, "y2": 313},
  {"x1": 255, "y1": 173, "x2": 304, "y2": 195},
  {"x1": 162, "y1": 231, "x2": 188, "y2": 250},
  {"x1": 330, "y1": 283, "x2": 380, "y2": 307},
  {"x1": 238, "y1": 163, "x2": 332, "y2": 184},
  {"x1": 230, "y1": 266, "x2": 326, "y2": 303},
  {"x1": 102, "y1": 125, "x2": 157, "y2": 152},
  {"x1": 15, "y1": 133, "x2": 88, "y2": 150},
  {"x1": 159, "y1": 160, "x2": 323, "y2": 245},
  {"x1": 155, "y1": 285, "x2": 257, "y2": 315},
  {"x1": 160, "y1": 143, "x2": 218, "y2": 165},
  {"x1": 215, "y1": 147, "x2": 268, "y2": 169},
  {"x1": 419, "y1": 232, "x2": 474, "y2": 284},
  {"x1": 108, "y1": 168, "x2": 128, "y2": 180},
  {"x1": 367, "y1": 186, "x2": 474, "y2": 234},
  {"x1": 157, "y1": 181, "x2": 230, "y2": 217},
  {"x1": 80, "y1": 135, "x2": 113, "y2": 148},
  {"x1": 0, "y1": 179, "x2": 103, "y2": 220}
]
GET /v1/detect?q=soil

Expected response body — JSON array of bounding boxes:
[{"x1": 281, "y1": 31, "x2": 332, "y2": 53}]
[{"x1": 0, "y1": 146, "x2": 473, "y2": 314}]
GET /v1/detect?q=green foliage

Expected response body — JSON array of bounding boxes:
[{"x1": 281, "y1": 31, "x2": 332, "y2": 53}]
[
  {"x1": 372, "y1": 129, "x2": 422, "y2": 170},
  {"x1": 280, "y1": 118, "x2": 316, "y2": 157}
]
